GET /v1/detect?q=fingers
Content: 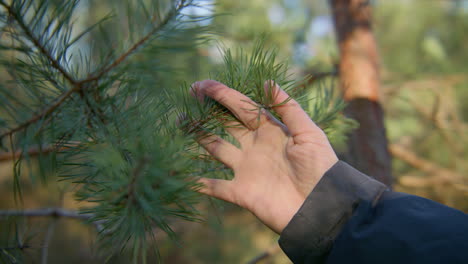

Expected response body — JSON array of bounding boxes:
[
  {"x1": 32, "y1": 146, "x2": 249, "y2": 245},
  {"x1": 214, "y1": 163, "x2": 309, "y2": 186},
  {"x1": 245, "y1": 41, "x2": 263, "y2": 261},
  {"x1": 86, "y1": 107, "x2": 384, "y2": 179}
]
[
  {"x1": 196, "y1": 177, "x2": 235, "y2": 203},
  {"x1": 224, "y1": 120, "x2": 251, "y2": 142},
  {"x1": 192, "y1": 80, "x2": 267, "y2": 130},
  {"x1": 197, "y1": 133, "x2": 241, "y2": 169},
  {"x1": 264, "y1": 81, "x2": 321, "y2": 143}
]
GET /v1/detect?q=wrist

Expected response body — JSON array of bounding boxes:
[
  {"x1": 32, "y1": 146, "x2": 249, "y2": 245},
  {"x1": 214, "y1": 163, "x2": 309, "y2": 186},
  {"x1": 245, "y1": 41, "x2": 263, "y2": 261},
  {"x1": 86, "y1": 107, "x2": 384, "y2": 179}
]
[{"x1": 259, "y1": 187, "x2": 306, "y2": 234}]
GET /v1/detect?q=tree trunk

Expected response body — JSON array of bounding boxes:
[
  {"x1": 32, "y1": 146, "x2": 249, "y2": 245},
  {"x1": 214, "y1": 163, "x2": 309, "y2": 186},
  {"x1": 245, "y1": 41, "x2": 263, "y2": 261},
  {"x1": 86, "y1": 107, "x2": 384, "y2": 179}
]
[{"x1": 329, "y1": 0, "x2": 393, "y2": 187}]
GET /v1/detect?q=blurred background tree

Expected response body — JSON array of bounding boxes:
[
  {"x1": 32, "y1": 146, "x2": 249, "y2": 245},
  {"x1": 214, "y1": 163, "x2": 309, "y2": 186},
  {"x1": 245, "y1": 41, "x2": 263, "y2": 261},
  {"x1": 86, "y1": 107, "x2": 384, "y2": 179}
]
[{"x1": 1, "y1": 0, "x2": 467, "y2": 263}]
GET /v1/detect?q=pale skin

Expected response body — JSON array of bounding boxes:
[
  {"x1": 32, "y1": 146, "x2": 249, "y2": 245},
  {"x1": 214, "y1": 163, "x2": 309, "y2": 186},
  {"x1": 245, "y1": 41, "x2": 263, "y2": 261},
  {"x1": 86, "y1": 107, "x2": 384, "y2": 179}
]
[{"x1": 191, "y1": 79, "x2": 338, "y2": 234}]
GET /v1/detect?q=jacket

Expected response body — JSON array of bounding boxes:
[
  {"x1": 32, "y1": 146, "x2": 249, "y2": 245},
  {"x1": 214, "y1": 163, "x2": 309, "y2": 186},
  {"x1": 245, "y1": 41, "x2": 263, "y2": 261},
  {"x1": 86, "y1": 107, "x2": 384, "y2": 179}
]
[{"x1": 278, "y1": 161, "x2": 468, "y2": 263}]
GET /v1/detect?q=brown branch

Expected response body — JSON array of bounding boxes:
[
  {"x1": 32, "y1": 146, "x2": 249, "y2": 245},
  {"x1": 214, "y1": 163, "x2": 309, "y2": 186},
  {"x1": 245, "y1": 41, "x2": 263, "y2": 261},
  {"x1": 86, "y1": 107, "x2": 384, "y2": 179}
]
[
  {"x1": 298, "y1": 69, "x2": 338, "y2": 90},
  {"x1": 0, "y1": 86, "x2": 79, "y2": 140},
  {"x1": 389, "y1": 144, "x2": 464, "y2": 184},
  {"x1": 308, "y1": 70, "x2": 338, "y2": 82},
  {"x1": 397, "y1": 174, "x2": 468, "y2": 192},
  {"x1": 0, "y1": 141, "x2": 81, "y2": 162},
  {"x1": 408, "y1": 94, "x2": 463, "y2": 156},
  {"x1": 0, "y1": 145, "x2": 55, "y2": 162},
  {"x1": 246, "y1": 244, "x2": 281, "y2": 264},
  {"x1": 0, "y1": 208, "x2": 105, "y2": 232}
]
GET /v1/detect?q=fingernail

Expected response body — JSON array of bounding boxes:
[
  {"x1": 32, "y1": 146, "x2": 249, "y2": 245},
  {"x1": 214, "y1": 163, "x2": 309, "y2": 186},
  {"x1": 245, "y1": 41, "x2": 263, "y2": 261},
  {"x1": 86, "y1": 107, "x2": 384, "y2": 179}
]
[{"x1": 190, "y1": 81, "x2": 204, "y2": 103}]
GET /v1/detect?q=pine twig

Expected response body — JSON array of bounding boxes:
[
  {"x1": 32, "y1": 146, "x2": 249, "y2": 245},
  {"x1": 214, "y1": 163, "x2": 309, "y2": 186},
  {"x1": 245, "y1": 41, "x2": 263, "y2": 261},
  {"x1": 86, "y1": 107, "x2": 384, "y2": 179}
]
[
  {"x1": 0, "y1": 0, "x2": 184, "y2": 141},
  {"x1": 0, "y1": 1, "x2": 77, "y2": 85},
  {"x1": 0, "y1": 144, "x2": 55, "y2": 162},
  {"x1": 409, "y1": 94, "x2": 463, "y2": 156},
  {"x1": 0, "y1": 245, "x2": 31, "y2": 251},
  {"x1": 127, "y1": 156, "x2": 150, "y2": 204},
  {"x1": 0, "y1": 142, "x2": 80, "y2": 162},
  {"x1": 246, "y1": 244, "x2": 281, "y2": 264},
  {"x1": 303, "y1": 69, "x2": 338, "y2": 85},
  {"x1": 389, "y1": 144, "x2": 464, "y2": 184},
  {"x1": 0, "y1": 208, "x2": 105, "y2": 232},
  {"x1": 0, "y1": 85, "x2": 80, "y2": 140},
  {"x1": 81, "y1": 1, "x2": 184, "y2": 84},
  {"x1": 0, "y1": 1, "x2": 80, "y2": 140}
]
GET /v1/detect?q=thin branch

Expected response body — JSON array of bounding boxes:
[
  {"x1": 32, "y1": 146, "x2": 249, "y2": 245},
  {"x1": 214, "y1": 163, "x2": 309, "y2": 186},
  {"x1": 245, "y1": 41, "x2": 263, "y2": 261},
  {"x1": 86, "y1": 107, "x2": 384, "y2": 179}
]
[
  {"x1": 304, "y1": 69, "x2": 338, "y2": 85},
  {"x1": 295, "y1": 69, "x2": 338, "y2": 92},
  {"x1": 389, "y1": 144, "x2": 464, "y2": 184},
  {"x1": 0, "y1": 144, "x2": 55, "y2": 162},
  {"x1": 81, "y1": 3, "x2": 182, "y2": 84},
  {"x1": 127, "y1": 156, "x2": 150, "y2": 204},
  {"x1": 0, "y1": 245, "x2": 31, "y2": 251},
  {"x1": 0, "y1": 85, "x2": 80, "y2": 139},
  {"x1": 397, "y1": 174, "x2": 468, "y2": 192},
  {"x1": 0, "y1": 1, "x2": 185, "y2": 140},
  {"x1": 246, "y1": 244, "x2": 281, "y2": 264},
  {"x1": 0, "y1": 1, "x2": 77, "y2": 85},
  {"x1": 0, "y1": 208, "x2": 105, "y2": 232},
  {"x1": 0, "y1": 1, "x2": 82, "y2": 140},
  {"x1": 409, "y1": 94, "x2": 463, "y2": 156},
  {"x1": 41, "y1": 219, "x2": 57, "y2": 264},
  {"x1": 0, "y1": 208, "x2": 91, "y2": 219}
]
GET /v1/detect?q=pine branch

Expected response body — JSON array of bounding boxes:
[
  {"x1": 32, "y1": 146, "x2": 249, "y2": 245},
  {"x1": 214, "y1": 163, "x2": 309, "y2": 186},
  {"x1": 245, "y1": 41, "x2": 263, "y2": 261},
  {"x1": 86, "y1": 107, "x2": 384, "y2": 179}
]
[
  {"x1": 0, "y1": 1, "x2": 81, "y2": 140},
  {"x1": 0, "y1": 208, "x2": 105, "y2": 232},
  {"x1": 0, "y1": 144, "x2": 56, "y2": 162},
  {"x1": 0, "y1": 85, "x2": 80, "y2": 140},
  {"x1": 0, "y1": 0, "x2": 209, "y2": 261},
  {"x1": 127, "y1": 155, "x2": 150, "y2": 204},
  {"x1": 0, "y1": 0, "x2": 186, "y2": 141},
  {"x1": 0, "y1": 1, "x2": 77, "y2": 85},
  {"x1": 302, "y1": 69, "x2": 338, "y2": 86},
  {"x1": 0, "y1": 142, "x2": 80, "y2": 162},
  {"x1": 389, "y1": 144, "x2": 464, "y2": 183},
  {"x1": 246, "y1": 244, "x2": 281, "y2": 264},
  {"x1": 0, "y1": 207, "x2": 89, "y2": 219},
  {"x1": 82, "y1": 0, "x2": 186, "y2": 84},
  {"x1": 409, "y1": 93, "x2": 464, "y2": 156},
  {"x1": 0, "y1": 245, "x2": 31, "y2": 251}
]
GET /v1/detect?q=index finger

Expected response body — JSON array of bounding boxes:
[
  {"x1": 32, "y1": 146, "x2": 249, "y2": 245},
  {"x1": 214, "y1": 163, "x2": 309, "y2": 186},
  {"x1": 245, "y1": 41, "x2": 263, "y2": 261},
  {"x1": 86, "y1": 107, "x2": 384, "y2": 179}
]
[{"x1": 192, "y1": 80, "x2": 267, "y2": 130}]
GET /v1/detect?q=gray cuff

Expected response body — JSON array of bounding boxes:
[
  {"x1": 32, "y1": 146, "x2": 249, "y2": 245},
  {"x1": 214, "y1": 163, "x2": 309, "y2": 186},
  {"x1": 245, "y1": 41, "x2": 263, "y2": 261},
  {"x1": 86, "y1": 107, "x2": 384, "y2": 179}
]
[{"x1": 278, "y1": 161, "x2": 388, "y2": 263}]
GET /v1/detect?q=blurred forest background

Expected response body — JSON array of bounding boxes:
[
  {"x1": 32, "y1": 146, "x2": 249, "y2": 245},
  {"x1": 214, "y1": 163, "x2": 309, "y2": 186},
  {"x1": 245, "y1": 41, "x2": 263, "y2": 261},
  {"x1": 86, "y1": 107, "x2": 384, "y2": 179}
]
[{"x1": 1, "y1": 0, "x2": 467, "y2": 263}]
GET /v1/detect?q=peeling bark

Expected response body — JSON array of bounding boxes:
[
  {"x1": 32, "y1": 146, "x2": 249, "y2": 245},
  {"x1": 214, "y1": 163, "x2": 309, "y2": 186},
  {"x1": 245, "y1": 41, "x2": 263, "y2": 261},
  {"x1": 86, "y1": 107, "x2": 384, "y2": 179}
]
[{"x1": 329, "y1": 0, "x2": 393, "y2": 187}]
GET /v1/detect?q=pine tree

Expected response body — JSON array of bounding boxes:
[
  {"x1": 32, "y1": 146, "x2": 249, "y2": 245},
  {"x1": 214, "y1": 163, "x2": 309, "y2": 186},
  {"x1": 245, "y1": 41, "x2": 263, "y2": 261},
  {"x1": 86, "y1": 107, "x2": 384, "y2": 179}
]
[{"x1": 0, "y1": 0, "x2": 354, "y2": 262}]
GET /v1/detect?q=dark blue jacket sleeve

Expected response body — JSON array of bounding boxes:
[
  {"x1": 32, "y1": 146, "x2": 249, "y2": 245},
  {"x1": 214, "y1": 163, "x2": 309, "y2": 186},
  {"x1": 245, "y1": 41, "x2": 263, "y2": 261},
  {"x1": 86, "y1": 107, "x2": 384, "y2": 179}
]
[
  {"x1": 327, "y1": 191, "x2": 468, "y2": 264},
  {"x1": 278, "y1": 161, "x2": 468, "y2": 264}
]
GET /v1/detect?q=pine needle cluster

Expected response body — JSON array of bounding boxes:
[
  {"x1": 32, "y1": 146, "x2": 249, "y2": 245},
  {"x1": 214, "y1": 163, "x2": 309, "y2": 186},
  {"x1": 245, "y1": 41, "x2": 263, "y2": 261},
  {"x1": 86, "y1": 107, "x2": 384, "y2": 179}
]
[
  {"x1": 0, "y1": 0, "x2": 355, "y2": 262},
  {"x1": 0, "y1": 0, "x2": 208, "y2": 262},
  {"x1": 176, "y1": 41, "x2": 357, "y2": 170}
]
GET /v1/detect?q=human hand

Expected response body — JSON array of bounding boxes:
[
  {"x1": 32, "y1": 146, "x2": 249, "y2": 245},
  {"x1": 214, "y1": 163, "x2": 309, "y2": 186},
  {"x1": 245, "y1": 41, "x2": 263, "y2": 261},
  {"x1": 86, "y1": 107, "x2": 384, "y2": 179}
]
[{"x1": 191, "y1": 80, "x2": 338, "y2": 234}]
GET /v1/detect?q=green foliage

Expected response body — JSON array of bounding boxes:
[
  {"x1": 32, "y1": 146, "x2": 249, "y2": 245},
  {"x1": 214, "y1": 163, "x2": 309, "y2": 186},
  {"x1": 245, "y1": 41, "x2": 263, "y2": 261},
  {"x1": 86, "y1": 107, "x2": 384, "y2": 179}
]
[
  {"x1": 0, "y1": 219, "x2": 30, "y2": 264},
  {"x1": 176, "y1": 40, "x2": 355, "y2": 172},
  {"x1": 0, "y1": 0, "x2": 353, "y2": 262},
  {"x1": 177, "y1": 40, "x2": 300, "y2": 135},
  {"x1": 0, "y1": 0, "x2": 209, "y2": 261}
]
